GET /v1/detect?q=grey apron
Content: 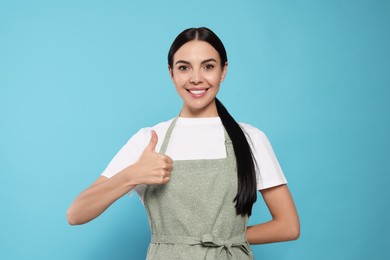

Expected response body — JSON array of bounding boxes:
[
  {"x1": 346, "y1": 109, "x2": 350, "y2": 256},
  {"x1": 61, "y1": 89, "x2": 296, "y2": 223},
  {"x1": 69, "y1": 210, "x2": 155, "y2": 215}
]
[{"x1": 144, "y1": 118, "x2": 253, "y2": 259}]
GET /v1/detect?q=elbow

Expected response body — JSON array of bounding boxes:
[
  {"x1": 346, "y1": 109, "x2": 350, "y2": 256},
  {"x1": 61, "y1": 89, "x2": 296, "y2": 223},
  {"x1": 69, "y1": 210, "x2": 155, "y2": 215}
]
[
  {"x1": 286, "y1": 221, "x2": 300, "y2": 241},
  {"x1": 66, "y1": 207, "x2": 83, "y2": 226},
  {"x1": 277, "y1": 218, "x2": 300, "y2": 241},
  {"x1": 66, "y1": 205, "x2": 94, "y2": 225},
  {"x1": 288, "y1": 225, "x2": 300, "y2": 240}
]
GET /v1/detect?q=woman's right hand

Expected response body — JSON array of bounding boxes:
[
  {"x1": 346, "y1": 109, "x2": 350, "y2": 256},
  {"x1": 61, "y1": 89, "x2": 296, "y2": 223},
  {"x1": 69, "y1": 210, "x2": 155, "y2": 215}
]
[
  {"x1": 128, "y1": 130, "x2": 173, "y2": 185},
  {"x1": 67, "y1": 130, "x2": 173, "y2": 225}
]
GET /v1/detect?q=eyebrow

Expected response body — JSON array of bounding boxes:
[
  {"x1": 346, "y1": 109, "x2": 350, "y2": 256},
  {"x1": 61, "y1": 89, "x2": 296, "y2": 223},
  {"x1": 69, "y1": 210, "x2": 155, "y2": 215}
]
[{"x1": 175, "y1": 58, "x2": 218, "y2": 65}]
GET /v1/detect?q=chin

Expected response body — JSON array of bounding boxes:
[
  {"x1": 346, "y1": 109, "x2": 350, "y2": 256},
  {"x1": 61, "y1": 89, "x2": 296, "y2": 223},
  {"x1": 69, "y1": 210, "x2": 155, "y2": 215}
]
[{"x1": 182, "y1": 100, "x2": 217, "y2": 116}]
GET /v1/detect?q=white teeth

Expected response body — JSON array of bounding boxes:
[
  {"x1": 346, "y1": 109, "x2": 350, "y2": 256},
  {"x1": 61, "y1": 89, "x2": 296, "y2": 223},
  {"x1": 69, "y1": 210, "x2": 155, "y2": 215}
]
[{"x1": 189, "y1": 89, "x2": 206, "y2": 94}]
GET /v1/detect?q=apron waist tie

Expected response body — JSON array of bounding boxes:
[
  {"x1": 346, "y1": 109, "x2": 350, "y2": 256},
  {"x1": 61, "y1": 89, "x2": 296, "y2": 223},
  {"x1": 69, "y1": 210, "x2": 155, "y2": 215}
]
[{"x1": 151, "y1": 234, "x2": 251, "y2": 259}]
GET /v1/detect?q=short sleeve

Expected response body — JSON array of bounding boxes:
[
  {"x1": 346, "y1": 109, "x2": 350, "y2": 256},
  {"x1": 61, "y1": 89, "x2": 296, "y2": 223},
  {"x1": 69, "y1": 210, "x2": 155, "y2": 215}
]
[
  {"x1": 101, "y1": 129, "x2": 147, "y2": 179},
  {"x1": 240, "y1": 123, "x2": 287, "y2": 190},
  {"x1": 101, "y1": 129, "x2": 151, "y2": 199}
]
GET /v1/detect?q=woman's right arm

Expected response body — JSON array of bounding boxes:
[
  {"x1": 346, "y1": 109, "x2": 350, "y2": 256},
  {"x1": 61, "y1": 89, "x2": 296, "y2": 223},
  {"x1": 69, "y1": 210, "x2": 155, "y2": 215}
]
[
  {"x1": 66, "y1": 130, "x2": 172, "y2": 225},
  {"x1": 66, "y1": 168, "x2": 136, "y2": 225}
]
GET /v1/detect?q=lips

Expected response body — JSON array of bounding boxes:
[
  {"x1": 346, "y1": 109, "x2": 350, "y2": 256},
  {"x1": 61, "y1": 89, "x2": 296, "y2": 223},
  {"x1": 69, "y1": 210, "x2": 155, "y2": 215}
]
[
  {"x1": 189, "y1": 89, "x2": 206, "y2": 94},
  {"x1": 187, "y1": 88, "x2": 209, "y2": 98}
]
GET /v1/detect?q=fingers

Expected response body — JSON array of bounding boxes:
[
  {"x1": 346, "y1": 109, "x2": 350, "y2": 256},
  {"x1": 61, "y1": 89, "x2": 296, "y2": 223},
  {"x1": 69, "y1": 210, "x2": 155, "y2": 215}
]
[
  {"x1": 152, "y1": 168, "x2": 171, "y2": 185},
  {"x1": 158, "y1": 157, "x2": 173, "y2": 184},
  {"x1": 137, "y1": 131, "x2": 174, "y2": 185},
  {"x1": 145, "y1": 130, "x2": 158, "y2": 152},
  {"x1": 160, "y1": 154, "x2": 173, "y2": 164},
  {"x1": 161, "y1": 155, "x2": 173, "y2": 172},
  {"x1": 160, "y1": 176, "x2": 170, "y2": 184}
]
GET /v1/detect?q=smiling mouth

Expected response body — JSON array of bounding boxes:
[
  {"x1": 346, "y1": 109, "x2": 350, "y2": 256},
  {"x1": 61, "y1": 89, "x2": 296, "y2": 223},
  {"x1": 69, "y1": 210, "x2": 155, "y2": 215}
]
[{"x1": 187, "y1": 88, "x2": 209, "y2": 95}]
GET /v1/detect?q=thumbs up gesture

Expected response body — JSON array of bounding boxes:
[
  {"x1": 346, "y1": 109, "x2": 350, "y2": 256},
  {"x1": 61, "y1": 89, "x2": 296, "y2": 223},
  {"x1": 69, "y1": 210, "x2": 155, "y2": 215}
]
[{"x1": 131, "y1": 130, "x2": 173, "y2": 185}]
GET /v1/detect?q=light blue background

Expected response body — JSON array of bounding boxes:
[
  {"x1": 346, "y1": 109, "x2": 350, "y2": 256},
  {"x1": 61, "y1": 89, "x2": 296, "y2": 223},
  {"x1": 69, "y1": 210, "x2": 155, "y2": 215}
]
[{"x1": 1, "y1": 1, "x2": 389, "y2": 259}]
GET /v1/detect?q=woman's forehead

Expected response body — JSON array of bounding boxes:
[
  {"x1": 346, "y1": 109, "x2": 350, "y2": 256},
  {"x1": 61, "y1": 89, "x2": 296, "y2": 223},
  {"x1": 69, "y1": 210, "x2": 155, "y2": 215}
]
[{"x1": 173, "y1": 40, "x2": 220, "y2": 63}]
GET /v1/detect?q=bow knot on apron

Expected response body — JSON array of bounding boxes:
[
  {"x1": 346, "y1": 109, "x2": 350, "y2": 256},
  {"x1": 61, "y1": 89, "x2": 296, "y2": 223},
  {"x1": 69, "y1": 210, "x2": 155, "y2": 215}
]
[
  {"x1": 151, "y1": 234, "x2": 250, "y2": 259},
  {"x1": 200, "y1": 234, "x2": 234, "y2": 257}
]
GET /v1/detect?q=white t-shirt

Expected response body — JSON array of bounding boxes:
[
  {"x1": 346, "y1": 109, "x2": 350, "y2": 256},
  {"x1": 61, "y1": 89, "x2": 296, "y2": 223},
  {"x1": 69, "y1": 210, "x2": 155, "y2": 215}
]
[{"x1": 101, "y1": 117, "x2": 287, "y2": 202}]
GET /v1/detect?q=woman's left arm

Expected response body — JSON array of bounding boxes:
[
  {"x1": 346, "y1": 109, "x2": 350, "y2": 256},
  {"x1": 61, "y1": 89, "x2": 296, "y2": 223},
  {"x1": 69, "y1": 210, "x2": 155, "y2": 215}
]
[{"x1": 246, "y1": 184, "x2": 300, "y2": 244}]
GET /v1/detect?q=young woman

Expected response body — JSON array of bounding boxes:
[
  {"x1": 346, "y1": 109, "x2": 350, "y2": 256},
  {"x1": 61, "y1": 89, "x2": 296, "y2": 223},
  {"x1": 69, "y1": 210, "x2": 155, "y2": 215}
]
[{"x1": 67, "y1": 27, "x2": 300, "y2": 259}]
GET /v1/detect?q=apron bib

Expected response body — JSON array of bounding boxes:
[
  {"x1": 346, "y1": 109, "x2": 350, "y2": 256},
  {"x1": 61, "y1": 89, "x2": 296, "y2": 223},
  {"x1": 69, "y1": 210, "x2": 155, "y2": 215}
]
[{"x1": 144, "y1": 118, "x2": 253, "y2": 260}]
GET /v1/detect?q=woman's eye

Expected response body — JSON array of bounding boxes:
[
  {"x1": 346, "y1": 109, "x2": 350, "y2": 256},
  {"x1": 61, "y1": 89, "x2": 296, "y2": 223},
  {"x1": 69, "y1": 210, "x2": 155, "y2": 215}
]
[
  {"x1": 204, "y1": 64, "x2": 214, "y2": 70},
  {"x1": 178, "y1": 66, "x2": 188, "y2": 71}
]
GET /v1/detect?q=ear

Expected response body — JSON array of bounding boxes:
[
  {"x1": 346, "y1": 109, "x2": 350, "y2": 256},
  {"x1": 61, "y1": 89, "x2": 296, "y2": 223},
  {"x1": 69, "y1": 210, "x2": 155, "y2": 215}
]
[
  {"x1": 220, "y1": 62, "x2": 228, "y2": 82},
  {"x1": 168, "y1": 65, "x2": 174, "y2": 79}
]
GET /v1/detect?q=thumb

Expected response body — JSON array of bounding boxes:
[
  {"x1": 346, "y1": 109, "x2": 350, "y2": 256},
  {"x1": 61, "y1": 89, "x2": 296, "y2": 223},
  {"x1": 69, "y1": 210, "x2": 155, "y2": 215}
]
[{"x1": 145, "y1": 130, "x2": 158, "y2": 152}]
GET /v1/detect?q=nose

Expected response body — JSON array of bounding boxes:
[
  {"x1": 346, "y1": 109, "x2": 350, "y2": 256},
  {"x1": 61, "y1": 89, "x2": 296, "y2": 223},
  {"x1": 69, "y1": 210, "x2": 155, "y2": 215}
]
[{"x1": 189, "y1": 69, "x2": 203, "y2": 84}]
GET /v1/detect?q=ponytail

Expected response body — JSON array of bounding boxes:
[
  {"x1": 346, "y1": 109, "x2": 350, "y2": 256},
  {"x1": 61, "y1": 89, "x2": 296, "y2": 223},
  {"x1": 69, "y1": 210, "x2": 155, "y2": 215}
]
[
  {"x1": 216, "y1": 98, "x2": 257, "y2": 216},
  {"x1": 167, "y1": 27, "x2": 256, "y2": 216}
]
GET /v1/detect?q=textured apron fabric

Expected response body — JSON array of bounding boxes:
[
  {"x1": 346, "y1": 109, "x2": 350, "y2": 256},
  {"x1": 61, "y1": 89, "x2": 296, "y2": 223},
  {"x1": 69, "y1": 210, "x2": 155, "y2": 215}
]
[{"x1": 144, "y1": 118, "x2": 254, "y2": 260}]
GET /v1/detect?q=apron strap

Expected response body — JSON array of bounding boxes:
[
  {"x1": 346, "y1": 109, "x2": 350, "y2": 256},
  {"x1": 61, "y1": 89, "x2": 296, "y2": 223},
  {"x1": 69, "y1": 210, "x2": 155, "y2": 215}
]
[{"x1": 159, "y1": 117, "x2": 178, "y2": 154}]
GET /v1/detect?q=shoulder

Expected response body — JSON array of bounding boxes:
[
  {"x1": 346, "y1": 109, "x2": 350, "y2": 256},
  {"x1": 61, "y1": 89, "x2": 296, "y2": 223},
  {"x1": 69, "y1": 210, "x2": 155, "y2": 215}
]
[
  {"x1": 238, "y1": 122, "x2": 276, "y2": 155},
  {"x1": 128, "y1": 118, "x2": 175, "y2": 149},
  {"x1": 238, "y1": 122, "x2": 263, "y2": 134},
  {"x1": 135, "y1": 118, "x2": 174, "y2": 138},
  {"x1": 238, "y1": 122, "x2": 268, "y2": 144}
]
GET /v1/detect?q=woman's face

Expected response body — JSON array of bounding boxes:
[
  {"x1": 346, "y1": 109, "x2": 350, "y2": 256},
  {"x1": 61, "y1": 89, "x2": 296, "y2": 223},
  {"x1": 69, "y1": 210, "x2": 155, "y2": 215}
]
[{"x1": 169, "y1": 40, "x2": 227, "y2": 118}]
